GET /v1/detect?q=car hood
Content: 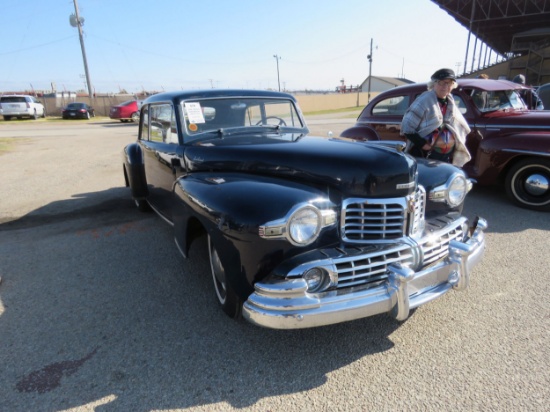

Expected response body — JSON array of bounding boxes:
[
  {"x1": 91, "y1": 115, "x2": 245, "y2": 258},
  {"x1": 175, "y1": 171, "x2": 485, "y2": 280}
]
[{"x1": 184, "y1": 135, "x2": 417, "y2": 197}]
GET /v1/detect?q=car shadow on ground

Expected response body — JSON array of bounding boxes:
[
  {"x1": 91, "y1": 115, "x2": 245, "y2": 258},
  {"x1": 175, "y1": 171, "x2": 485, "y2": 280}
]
[{"x1": 0, "y1": 188, "x2": 407, "y2": 411}]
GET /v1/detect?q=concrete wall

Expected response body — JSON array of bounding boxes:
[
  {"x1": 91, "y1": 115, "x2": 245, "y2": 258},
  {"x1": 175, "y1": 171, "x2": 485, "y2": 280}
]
[
  {"x1": 40, "y1": 91, "x2": 381, "y2": 117},
  {"x1": 294, "y1": 92, "x2": 378, "y2": 113},
  {"x1": 41, "y1": 94, "x2": 138, "y2": 117}
]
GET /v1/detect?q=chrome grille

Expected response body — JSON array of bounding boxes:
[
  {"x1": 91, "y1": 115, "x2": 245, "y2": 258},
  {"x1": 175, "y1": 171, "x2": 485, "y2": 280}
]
[
  {"x1": 342, "y1": 189, "x2": 425, "y2": 243},
  {"x1": 408, "y1": 186, "x2": 426, "y2": 236},
  {"x1": 333, "y1": 244, "x2": 414, "y2": 289},
  {"x1": 419, "y1": 223, "x2": 465, "y2": 266}
]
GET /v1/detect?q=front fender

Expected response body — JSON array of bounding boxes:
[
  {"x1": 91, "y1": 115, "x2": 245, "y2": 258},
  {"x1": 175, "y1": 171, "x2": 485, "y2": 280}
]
[
  {"x1": 473, "y1": 132, "x2": 550, "y2": 184},
  {"x1": 416, "y1": 158, "x2": 467, "y2": 214},
  {"x1": 122, "y1": 142, "x2": 148, "y2": 198},
  {"x1": 172, "y1": 172, "x2": 338, "y2": 298}
]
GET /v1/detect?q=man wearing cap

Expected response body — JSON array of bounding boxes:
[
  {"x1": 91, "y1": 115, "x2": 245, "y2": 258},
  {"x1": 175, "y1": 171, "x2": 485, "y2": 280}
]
[
  {"x1": 401, "y1": 68, "x2": 471, "y2": 166},
  {"x1": 512, "y1": 74, "x2": 544, "y2": 110}
]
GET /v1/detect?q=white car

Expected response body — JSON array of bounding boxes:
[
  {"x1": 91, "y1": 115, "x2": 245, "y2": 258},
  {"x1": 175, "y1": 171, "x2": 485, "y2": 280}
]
[{"x1": 0, "y1": 95, "x2": 46, "y2": 120}]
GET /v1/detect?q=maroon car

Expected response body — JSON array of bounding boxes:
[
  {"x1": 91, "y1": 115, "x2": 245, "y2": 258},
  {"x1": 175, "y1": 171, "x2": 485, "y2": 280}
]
[
  {"x1": 109, "y1": 99, "x2": 142, "y2": 122},
  {"x1": 342, "y1": 79, "x2": 550, "y2": 211}
]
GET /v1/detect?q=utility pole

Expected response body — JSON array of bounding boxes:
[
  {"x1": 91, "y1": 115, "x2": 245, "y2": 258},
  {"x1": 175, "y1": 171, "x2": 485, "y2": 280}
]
[
  {"x1": 367, "y1": 38, "x2": 373, "y2": 103},
  {"x1": 72, "y1": 0, "x2": 93, "y2": 99},
  {"x1": 273, "y1": 55, "x2": 281, "y2": 91}
]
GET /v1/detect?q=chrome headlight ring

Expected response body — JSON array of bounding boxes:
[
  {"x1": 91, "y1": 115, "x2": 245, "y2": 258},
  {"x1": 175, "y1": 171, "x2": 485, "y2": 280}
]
[
  {"x1": 259, "y1": 202, "x2": 337, "y2": 246},
  {"x1": 429, "y1": 173, "x2": 473, "y2": 207}
]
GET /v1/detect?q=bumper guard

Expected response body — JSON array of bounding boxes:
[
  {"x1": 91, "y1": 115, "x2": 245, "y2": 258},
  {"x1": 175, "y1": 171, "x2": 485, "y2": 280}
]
[{"x1": 242, "y1": 217, "x2": 487, "y2": 329}]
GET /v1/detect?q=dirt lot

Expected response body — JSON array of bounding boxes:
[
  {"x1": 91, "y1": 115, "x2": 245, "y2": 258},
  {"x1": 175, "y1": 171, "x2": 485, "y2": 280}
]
[{"x1": 0, "y1": 119, "x2": 549, "y2": 412}]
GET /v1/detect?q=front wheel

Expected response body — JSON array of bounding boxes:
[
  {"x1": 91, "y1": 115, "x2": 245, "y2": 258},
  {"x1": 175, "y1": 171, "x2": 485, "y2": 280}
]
[
  {"x1": 131, "y1": 112, "x2": 139, "y2": 122},
  {"x1": 505, "y1": 158, "x2": 550, "y2": 211},
  {"x1": 208, "y1": 235, "x2": 241, "y2": 318}
]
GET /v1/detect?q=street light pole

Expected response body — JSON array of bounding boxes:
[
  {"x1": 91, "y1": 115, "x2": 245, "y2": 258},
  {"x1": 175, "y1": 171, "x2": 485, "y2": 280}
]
[
  {"x1": 273, "y1": 55, "x2": 281, "y2": 91},
  {"x1": 367, "y1": 38, "x2": 373, "y2": 103},
  {"x1": 72, "y1": 0, "x2": 93, "y2": 99}
]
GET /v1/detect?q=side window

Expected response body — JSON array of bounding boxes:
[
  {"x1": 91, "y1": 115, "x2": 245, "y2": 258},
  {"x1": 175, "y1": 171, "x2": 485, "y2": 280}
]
[
  {"x1": 371, "y1": 95, "x2": 410, "y2": 116},
  {"x1": 453, "y1": 95, "x2": 468, "y2": 115},
  {"x1": 149, "y1": 104, "x2": 177, "y2": 143},
  {"x1": 140, "y1": 106, "x2": 150, "y2": 141}
]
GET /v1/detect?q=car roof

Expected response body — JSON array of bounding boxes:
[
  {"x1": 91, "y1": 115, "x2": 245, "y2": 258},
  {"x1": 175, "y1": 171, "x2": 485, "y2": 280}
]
[
  {"x1": 143, "y1": 89, "x2": 297, "y2": 105},
  {"x1": 0, "y1": 94, "x2": 33, "y2": 99},
  {"x1": 387, "y1": 78, "x2": 526, "y2": 95},
  {"x1": 456, "y1": 78, "x2": 526, "y2": 91}
]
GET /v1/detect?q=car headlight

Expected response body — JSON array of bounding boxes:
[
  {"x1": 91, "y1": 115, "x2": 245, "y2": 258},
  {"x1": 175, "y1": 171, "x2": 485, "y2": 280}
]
[
  {"x1": 259, "y1": 202, "x2": 336, "y2": 246},
  {"x1": 447, "y1": 175, "x2": 468, "y2": 206},
  {"x1": 429, "y1": 173, "x2": 472, "y2": 207},
  {"x1": 288, "y1": 206, "x2": 321, "y2": 246}
]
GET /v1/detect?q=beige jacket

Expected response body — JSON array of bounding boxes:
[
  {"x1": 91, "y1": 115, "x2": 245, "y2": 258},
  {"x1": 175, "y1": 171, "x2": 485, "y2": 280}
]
[{"x1": 401, "y1": 89, "x2": 471, "y2": 167}]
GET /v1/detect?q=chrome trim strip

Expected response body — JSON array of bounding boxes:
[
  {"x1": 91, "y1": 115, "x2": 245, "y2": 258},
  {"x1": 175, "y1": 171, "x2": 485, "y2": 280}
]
[
  {"x1": 484, "y1": 124, "x2": 549, "y2": 131},
  {"x1": 501, "y1": 148, "x2": 550, "y2": 158}
]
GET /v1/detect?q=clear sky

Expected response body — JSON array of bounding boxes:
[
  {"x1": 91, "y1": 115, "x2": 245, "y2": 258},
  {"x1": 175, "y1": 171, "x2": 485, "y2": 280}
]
[{"x1": 0, "y1": 0, "x2": 484, "y2": 94}]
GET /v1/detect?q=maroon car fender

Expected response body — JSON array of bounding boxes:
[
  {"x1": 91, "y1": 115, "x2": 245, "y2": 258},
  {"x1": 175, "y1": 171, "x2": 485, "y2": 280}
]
[
  {"x1": 340, "y1": 125, "x2": 381, "y2": 141},
  {"x1": 468, "y1": 132, "x2": 550, "y2": 184}
]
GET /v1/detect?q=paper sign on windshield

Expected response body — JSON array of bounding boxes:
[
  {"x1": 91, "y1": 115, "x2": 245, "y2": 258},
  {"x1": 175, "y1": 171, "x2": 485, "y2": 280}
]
[{"x1": 184, "y1": 102, "x2": 205, "y2": 124}]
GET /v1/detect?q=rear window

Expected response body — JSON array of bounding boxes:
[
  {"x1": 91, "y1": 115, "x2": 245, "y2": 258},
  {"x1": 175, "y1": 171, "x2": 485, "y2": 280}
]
[
  {"x1": 1, "y1": 96, "x2": 27, "y2": 103},
  {"x1": 371, "y1": 96, "x2": 410, "y2": 116}
]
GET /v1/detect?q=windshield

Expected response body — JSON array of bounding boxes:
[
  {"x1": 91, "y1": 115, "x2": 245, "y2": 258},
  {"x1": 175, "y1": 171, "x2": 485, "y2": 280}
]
[
  {"x1": 471, "y1": 89, "x2": 526, "y2": 112},
  {"x1": 181, "y1": 97, "x2": 305, "y2": 139}
]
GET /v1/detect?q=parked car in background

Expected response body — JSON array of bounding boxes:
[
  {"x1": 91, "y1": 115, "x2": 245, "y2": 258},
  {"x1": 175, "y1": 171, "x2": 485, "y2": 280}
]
[
  {"x1": 109, "y1": 99, "x2": 142, "y2": 122},
  {"x1": 62, "y1": 102, "x2": 95, "y2": 119},
  {"x1": 121, "y1": 89, "x2": 486, "y2": 329},
  {"x1": 341, "y1": 79, "x2": 550, "y2": 211},
  {"x1": 0, "y1": 95, "x2": 46, "y2": 120}
]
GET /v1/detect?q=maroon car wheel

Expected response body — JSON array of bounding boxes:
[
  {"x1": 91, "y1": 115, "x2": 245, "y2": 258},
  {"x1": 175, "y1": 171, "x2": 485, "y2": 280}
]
[{"x1": 505, "y1": 158, "x2": 550, "y2": 211}]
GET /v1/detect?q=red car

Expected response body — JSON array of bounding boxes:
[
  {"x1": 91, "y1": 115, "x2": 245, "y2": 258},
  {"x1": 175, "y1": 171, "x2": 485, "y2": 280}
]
[
  {"x1": 341, "y1": 79, "x2": 550, "y2": 211},
  {"x1": 109, "y1": 100, "x2": 142, "y2": 122}
]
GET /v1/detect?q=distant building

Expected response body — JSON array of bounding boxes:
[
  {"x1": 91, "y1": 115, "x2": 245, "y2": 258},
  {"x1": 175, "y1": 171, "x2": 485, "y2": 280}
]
[{"x1": 359, "y1": 76, "x2": 414, "y2": 93}]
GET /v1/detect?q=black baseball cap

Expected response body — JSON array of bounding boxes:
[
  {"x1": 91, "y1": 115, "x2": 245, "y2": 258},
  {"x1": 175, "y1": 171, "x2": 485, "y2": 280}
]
[{"x1": 431, "y1": 68, "x2": 456, "y2": 81}]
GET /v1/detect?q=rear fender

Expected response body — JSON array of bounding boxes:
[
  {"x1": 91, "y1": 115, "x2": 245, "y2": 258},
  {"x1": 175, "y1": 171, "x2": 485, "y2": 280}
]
[
  {"x1": 340, "y1": 125, "x2": 381, "y2": 141},
  {"x1": 122, "y1": 143, "x2": 148, "y2": 198}
]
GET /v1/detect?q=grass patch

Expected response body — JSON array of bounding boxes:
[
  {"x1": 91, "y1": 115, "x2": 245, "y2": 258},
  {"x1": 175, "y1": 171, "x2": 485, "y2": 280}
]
[
  {"x1": 0, "y1": 138, "x2": 15, "y2": 154},
  {"x1": 0, "y1": 116, "x2": 112, "y2": 124},
  {"x1": 303, "y1": 106, "x2": 363, "y2": 117}
]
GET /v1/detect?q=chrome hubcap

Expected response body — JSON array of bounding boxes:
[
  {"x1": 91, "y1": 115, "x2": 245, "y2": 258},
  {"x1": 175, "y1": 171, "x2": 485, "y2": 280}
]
[{"x1": 524, "y1": 173, "x2": 549, "y2": 196}]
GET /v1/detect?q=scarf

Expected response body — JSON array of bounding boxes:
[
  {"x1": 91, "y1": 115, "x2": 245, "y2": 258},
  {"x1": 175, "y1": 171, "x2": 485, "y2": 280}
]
[{"x1": 401, "y1": 89, "x2": 472, "y2": 167}]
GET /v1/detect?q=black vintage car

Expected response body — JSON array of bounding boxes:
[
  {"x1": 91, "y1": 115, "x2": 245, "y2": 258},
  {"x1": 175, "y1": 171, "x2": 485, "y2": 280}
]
[{"x1": 122, "y1": 89, "x2": 486, "y2": 329}]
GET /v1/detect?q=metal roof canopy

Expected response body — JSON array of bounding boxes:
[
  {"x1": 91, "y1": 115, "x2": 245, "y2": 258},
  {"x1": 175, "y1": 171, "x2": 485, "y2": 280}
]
[{"x1": 431, "y1": 0, "x2": 550, "y2": 55}]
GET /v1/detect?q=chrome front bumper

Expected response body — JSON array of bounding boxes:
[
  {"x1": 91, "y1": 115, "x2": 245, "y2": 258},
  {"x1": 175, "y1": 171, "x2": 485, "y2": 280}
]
[{"x1": 242, "y1": 217, "x2": 487, "y2": 329}]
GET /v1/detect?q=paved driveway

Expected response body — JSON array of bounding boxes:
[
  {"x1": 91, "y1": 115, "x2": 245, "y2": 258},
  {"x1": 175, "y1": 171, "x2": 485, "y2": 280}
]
[{"x1": 0, "y1": 119, "x2": 548, "y2": 411}]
